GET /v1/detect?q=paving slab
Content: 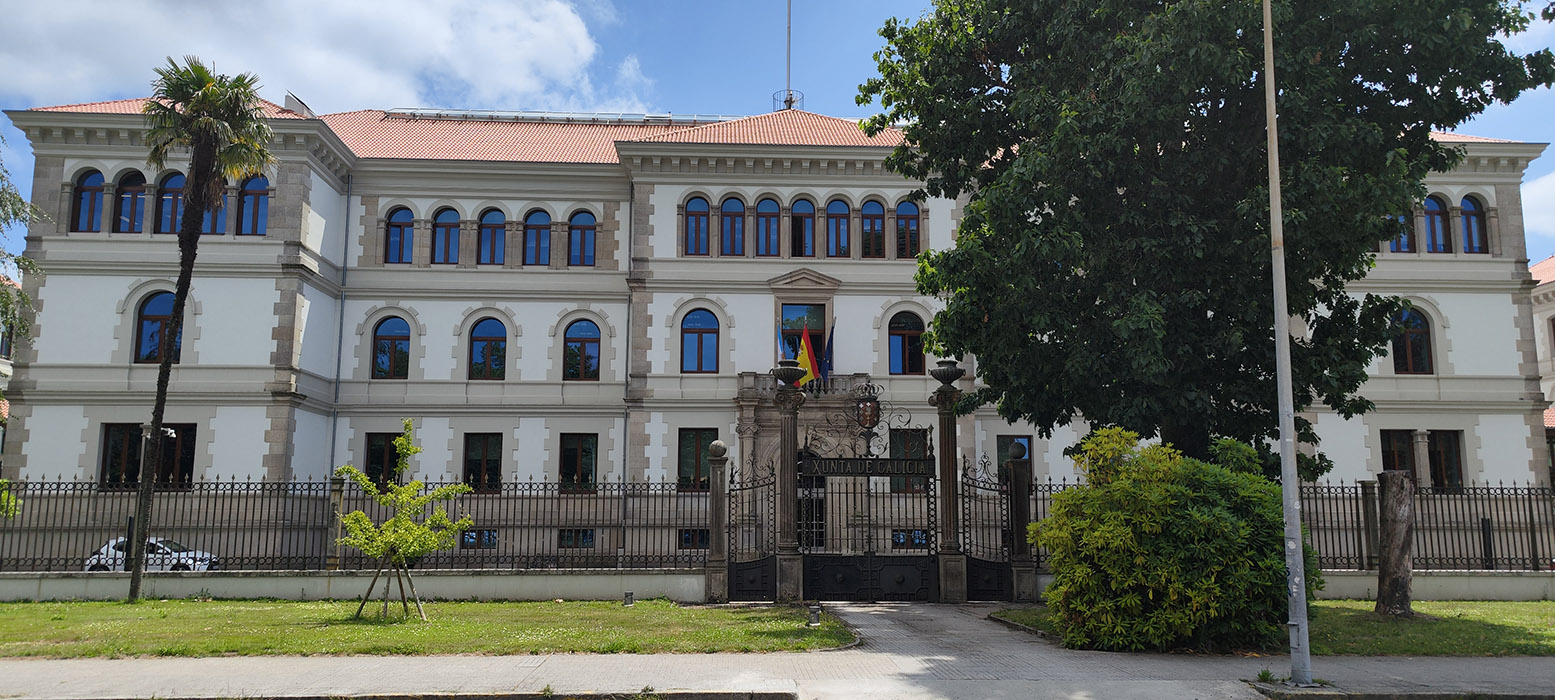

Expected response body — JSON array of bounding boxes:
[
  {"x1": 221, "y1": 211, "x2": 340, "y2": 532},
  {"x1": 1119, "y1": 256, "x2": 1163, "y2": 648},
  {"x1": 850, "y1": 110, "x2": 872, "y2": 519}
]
[{"x1": 0, "y1": 603, "x2": 1548, "y2": 700}]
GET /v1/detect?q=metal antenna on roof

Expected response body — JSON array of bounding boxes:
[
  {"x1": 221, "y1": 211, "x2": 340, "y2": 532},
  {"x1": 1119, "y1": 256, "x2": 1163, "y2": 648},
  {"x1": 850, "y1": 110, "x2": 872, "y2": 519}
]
[{"x1": 773, "y1": 0, "x2": 804, "y2": 111}]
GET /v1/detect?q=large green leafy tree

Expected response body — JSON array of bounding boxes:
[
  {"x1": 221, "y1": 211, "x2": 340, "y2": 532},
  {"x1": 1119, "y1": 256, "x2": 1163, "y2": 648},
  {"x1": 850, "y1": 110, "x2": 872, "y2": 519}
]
[
  {"x1": 128, "y1": 57, "x2": 274, "y2": 601},
  {"x1": 2, "y1": 136, "x2": 44, "y2": 518},
  {"x1": 860, "y1": 0, "x2": 1554, "y2": 466}
]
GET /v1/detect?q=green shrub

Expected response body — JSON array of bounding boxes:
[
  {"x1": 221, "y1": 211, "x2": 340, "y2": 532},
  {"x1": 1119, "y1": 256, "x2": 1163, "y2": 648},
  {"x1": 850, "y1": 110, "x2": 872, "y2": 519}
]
[{"x1": 1032, "y1": 427, "x2": 1321, "y2": 651}]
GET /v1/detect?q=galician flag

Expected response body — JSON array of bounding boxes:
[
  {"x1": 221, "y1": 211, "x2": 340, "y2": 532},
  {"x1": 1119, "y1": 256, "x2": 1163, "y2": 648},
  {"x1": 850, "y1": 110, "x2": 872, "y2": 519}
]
[{"x1": 795, "y1": 322, "x2": 819, "y2": 386}]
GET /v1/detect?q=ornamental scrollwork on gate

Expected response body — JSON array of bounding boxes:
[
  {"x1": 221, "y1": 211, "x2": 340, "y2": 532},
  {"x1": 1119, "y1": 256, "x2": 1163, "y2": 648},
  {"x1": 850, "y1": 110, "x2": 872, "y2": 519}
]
[{"x1": 800, "y1": 382, "x2": 934, "y2": 459}]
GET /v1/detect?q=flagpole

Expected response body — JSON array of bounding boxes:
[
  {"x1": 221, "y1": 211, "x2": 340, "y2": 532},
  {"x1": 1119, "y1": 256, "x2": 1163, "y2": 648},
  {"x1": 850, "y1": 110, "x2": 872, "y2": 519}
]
[{"x1": 1261, "y1": 0, "x2": 1313, "y2": 685}]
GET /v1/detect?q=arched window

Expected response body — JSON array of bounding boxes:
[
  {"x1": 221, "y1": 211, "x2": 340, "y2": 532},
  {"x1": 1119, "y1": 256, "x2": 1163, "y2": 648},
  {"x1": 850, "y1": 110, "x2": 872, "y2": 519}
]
[
  {"x1": 478, "y1": 209, "x2": 505, "y2": 265},
  {"x1": 685, "y1": 197, "x2": 710, "y2": 256},
  {"x1": 896, "y1": 201, "x2": 920, "y2": 257},
  {"x1": 569, "y1": 211, "x2": 596, "y2": 266},
  {"x1": 72, "y1": 170, "x2": 105, "y2": 232},
  {"x1": 720, "y1": 197, "x2": 745, "y2": 256},
  {"x1": 791, "y1": 199, "x2": 815, "y2": 257},
  {"x1": 524, "y1": 210, "x2": 551, "y2": 266},
  {"x1": 372, "y1": 317, "x2": 411, "y2": 379},
  {"x1": 888, "y1": 312, "x2": 925, "y2": 375},
  {"x1": 680, "y1": 309, "x2": 719, "y2": 374},
  {"x1": 564, "y1": 320, "x2": 601, "y2": 381},
  {"x1": 468, "y1": 317, "x2": 506, "y2": 380},
  {"x1": 384, "y1": 207, "x2": 414, "y2": 264},
  {"x1": 135, "y1": 291, "x2": 181, "y2": 364},
  {"x1": 114, "y1": 172, "x2": 147, "y2": 233},
  {"x1": 237, "y1": 176, "x2": 268, "y2": 235},
  {"x1": 826, "y1": 199, "x2": 850, "y2": 257},
  {"x1": 1390, "y1": 210, "x2": 1416, "y2": 253},
  {"x1": 432, "y1": 208, "x2": 459, "y2": 264},
  {"x1": 1391, "y1": 309, "x2": 1433, "y2": 375},
  {"x1": 155, "y1": 174, "x2": 185, "y2": 234},
  {"x1": 861, "y1": 200, "x2": 885, "y2": 258},
  {"x1": 1423, "y1": 196, "x2": 1449, "y2": 253},
  {"x1": 1461, "y1": 196, "x2": 1487, "y2": 254},
  {"x1": 755, "y1": 198, "x2": 781, "y2": 257}
]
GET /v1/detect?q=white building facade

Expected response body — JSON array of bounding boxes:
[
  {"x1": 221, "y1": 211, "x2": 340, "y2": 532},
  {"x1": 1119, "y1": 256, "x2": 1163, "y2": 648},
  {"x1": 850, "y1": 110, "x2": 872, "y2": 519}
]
[{"x1": 1, "y1": 98, "x2": 1547, "y2": 487}]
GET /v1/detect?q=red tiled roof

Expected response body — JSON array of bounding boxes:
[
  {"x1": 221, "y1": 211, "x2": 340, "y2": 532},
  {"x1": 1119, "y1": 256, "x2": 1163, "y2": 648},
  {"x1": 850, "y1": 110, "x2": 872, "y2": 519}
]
[
  {"x1": 321, "y1": 110, "x2": 691, "y2": 163},
  {"x1": 1531, "y1": 256, "x2": 1555, "y2": 286},
  {"x1": 1545, "y1": 406, "x2": 1555, "y2": 429},
  {"x1": 1430, "y1": 131, "x2": 1515, "y2": 144},
  {"x1": 633, "y1": 109, "x2": 904, "y2": 148},
  {"x1": 31, "y1": 97, "x2": 307, "y2": 119}
]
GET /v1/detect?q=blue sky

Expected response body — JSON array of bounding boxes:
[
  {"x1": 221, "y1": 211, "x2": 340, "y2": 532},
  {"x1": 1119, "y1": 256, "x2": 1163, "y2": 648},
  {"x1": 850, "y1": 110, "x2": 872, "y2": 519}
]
[{"x1": 2, "y1": 0, "x2": 1552, "y2": 258}]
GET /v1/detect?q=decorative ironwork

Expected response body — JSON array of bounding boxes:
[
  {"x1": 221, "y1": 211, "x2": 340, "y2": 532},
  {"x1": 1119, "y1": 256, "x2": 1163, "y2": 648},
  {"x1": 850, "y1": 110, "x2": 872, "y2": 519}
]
[
  {"x1": 962, "y1": 453, "x2": 1014, "y2": 601},
  {"x1": 727, "y1": 455, "x2": 777, "y2": 600},
  {"x1": 801, "y1": 381, "x2": 932, "y2": 460}
]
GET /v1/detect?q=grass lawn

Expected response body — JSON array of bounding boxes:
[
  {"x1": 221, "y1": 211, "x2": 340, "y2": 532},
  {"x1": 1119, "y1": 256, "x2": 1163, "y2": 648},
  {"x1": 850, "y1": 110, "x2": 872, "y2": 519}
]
[
  {"x1": 995, "y1": 600, "x2": 1555, "y2": 656},
  {"x1": 0, "y1": 598, "x2": 854, "y2": 658}
]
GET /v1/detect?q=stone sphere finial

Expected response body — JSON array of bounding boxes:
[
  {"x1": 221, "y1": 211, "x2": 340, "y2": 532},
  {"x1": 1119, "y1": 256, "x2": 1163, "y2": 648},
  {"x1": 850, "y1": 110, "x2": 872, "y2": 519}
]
[
  {"x1": 709, "y1": 440, "x2": 728, "y2": 458},
  {"x1": 1009, "y1": 441, "x2": 1027, "y2": 460}
]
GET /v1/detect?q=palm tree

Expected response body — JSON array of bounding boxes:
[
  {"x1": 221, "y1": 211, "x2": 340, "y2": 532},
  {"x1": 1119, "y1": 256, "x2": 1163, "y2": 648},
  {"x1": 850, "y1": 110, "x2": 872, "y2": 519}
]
[{"x1": 127, "y1": 56, "x2": 274, "y2": 601}]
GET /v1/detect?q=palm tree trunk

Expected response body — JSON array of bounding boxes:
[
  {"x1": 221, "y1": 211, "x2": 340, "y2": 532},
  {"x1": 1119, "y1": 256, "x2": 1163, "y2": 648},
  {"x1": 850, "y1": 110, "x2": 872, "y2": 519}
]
[{"x1": 128, "y1": 137, "x2": 216, "y2": 602}]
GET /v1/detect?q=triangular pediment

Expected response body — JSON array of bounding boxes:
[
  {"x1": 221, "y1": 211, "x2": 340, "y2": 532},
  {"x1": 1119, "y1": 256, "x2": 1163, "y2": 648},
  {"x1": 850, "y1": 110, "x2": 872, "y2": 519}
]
[{"x1": 767, "y1": 268, "x2": 842, "y2": 293}]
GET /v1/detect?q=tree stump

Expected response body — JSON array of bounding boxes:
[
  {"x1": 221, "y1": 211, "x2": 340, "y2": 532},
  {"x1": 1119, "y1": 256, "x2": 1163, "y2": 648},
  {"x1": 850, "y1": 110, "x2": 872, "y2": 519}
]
[{"x1": 1374, "y1": 470, "x2": 1414, "y2": 617}]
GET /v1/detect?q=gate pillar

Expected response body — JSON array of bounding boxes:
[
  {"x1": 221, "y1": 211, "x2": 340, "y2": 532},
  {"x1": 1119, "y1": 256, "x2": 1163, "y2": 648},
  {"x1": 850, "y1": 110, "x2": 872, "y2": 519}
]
[
  {"x1": 1008, "y1": 445, "x2": 1039, "y2": 602},
  {"x1": 705, "y1": 440, "x2": 730, "y2": 603},
  {"x1": 772, "y1": 360, "x2": 808, "y2": 603},
  {"x1": 930, "y1": 359, "x2": 968, "y2": 603}
]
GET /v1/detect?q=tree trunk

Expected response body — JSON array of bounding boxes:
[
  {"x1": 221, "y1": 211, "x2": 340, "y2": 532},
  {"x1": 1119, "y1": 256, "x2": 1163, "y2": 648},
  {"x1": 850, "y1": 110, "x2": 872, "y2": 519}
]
[
  {"x1": 1159, "y1": 421, "x2": 1212, "y2": 461},
  {"x1": 128, "y1": 137, "x2": 217, "y2": 602},
  {"x1": 1374, "y1": 470, "x2": 1414, "y2": 617}
]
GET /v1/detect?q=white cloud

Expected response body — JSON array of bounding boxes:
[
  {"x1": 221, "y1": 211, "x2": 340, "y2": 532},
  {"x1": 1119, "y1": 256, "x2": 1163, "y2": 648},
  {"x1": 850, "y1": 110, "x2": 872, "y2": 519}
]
[
  {"x1": 0, "y1": 0, "x2": 650, "y2": 115},
  {"x1": 1524, "y1": 170, "x2": 1555, "y2": 241}
]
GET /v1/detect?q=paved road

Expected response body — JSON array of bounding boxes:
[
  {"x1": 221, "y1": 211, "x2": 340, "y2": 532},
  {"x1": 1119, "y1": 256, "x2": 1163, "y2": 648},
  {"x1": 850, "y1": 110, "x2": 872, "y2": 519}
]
[{"x1": 1, "y1": 603, "x2": 1549, "y2": 699}]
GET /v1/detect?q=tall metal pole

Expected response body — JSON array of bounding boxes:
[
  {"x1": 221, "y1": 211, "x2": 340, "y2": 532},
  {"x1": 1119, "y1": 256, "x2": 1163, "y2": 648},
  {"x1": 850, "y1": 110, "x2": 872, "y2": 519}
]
[
  {"x1": 785, "y1": 0, "x2": 793, "y2": 109},
  {"x1": 1261, "y1": 0, "x2": 1313, "y2": 685}
]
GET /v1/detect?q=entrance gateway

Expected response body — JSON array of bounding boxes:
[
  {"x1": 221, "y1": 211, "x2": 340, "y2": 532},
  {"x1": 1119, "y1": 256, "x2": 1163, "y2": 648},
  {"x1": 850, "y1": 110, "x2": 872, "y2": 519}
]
[{"x1": 723, "y1": 359, "x2": 1032, "y2": 603}]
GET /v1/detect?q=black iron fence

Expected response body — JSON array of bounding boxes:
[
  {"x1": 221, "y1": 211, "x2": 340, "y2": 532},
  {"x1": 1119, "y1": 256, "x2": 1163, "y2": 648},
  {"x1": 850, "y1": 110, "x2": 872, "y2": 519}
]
[{"x1": 0, "y1": 477, "x2": 707, "y2": 572}]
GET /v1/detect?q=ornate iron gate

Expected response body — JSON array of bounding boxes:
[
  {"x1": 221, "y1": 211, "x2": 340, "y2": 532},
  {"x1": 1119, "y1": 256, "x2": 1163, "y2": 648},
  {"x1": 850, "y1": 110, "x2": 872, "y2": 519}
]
[
  {"x1": 799, "y1": 455, "x2": 938, "y2": 601},
  {"x1": 962, "y1": 454, "x2": 1014, "y2": 601},
  {"x1": 727, "y1": 458, "x2": 776, "y2": 601}
]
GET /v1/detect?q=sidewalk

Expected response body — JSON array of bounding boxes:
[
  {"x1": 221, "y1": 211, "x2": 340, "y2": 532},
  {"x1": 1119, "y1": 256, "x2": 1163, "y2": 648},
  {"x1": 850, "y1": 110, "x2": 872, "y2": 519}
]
[{"x1": 2, "y1": 603, "x2": 1550, "y2": 700}]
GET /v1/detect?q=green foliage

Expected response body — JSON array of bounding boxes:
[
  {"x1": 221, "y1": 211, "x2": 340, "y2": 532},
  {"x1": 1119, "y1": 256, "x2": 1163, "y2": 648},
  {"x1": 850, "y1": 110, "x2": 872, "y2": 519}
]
[
  {"x1": 0, "y1": 134, "x2": 44, "y2": 372},
  {"x1": 1032, "y1": 428, "x2": 1322, "y2": 651},
  {"x1": 335, "y1": 419, "x2": 472, "y2": 564},
  {"x1": 858, "y1": 0, "x2": 1555, "y2": 463},
  {"x1": 0, "y1": 478, "x2": 18, "y2": 519}
]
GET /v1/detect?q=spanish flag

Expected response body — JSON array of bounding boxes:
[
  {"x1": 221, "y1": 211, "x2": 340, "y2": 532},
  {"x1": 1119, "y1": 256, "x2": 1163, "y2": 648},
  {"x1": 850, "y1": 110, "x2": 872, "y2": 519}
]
[{"x1": 795, "y1": 322, "x2": 819, "y2": 386}]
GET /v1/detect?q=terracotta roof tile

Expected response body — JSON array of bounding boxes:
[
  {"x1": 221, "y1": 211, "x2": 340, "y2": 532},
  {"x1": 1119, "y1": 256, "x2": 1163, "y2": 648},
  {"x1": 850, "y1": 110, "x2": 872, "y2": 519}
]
[
  {"x1": 1430, "y1": 130, "x2": 1516, "y2": 144},
  {"x1": 1531, "y1": 256, "x2": 1555, "y2": 285},
  {"x1": 31, "y1": 96, "x2": 307, "y2": 119},
  {"x1": 320, "y1": 110, "x2": 691, "y2": 163},
  {"x1": 1545, "y1": 406, "x2": 1555, "y2": 429},
  {"x1": 633, "y1": 109, "x2": 903, "y2": 148}
]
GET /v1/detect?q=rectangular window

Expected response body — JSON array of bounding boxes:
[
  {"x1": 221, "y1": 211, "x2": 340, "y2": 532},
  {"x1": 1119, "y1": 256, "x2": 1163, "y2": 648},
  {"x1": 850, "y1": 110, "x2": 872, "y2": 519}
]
[
  {"x1": 461, "y1": 529, "x2": 498, "y2": 550},
  {"x1": 558, "y1": 528, "x2": 595, "y2": 548},
  {"x1": 366, "y1": 432, "x2": 399, "y2": 485},
  {"x1": 1380, "y1": 429, "x2": 1415, "y2": 479},
  {"x1": 569, "y1": 227, "x2": 595, "y2": 266},
  {"x1": 780, "y1": 303, "x2": 826, "y2": 364},
  {"x1": 524, "y1": 224, "x2": 549, "y2": 265},
  {"x1": 479, "y1": 225, "x2": 504, "y2": 265},
  {"x1": 560, "y1": 433, "x2": 597, "y2": 492},
  {"x1": 1427, "y1": 430, "x2": 1463, "y2": 490},
  {"x1": 889, "y1": 428, "x2": 930, "y2": 493},
  {"x1": 756, "y1": 206, "x2": 780, "y2": 256},
  {"x1": 99, "y1": 423, "x2": 197, "y2": 488},
  {"x1": 679, "y1": 528, "x2": 710, "y2": 550},
  {"x1": 891, "y1": 528, "x2": 929, "y2": 550},
  {"x1": 677, "y1": 428, "x2": 717, "y2": 491},
  {"x1": 463, "y1": 433, "x2": 502, "y2": 493}
]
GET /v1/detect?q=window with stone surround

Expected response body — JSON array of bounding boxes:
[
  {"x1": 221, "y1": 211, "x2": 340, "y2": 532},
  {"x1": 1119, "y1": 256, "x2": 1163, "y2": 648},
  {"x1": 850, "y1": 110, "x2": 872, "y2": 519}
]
[
  {"x1": 826, "y1": 199, "x2": 850, "y2": 257},
  {"x1": 72, "y1": 170, "x2": 104, "y2": 232},
  {"x1": 680, "y1": 309, "x2": 718, "y2": 374},
  {"x1": 861, "y1": 200, "x2": 885, "y2": 258},
  {"x1": 372, "y1": 316, "x2": 411, "y2": 379},
  {"x1": 720, "y1": 197, "x2": 745, "y2": 256},
  {"x1": 559, "y1": 433, "x2": 597, "y2": 493},
  {"x1": 1423, "y1": 196, "x2": 1450, "y2": 253},
  {"x1": 1389, "y1": 210, "x2": 1416, "y2": 253},
  {"x1": 685, "y1": 197, "x2": 710, "y2": 256},
  {"x1": 790, "y1": 199, "x2": 815, "y2": 257},
  {"x1": 755, "y1": 198, "x2": 781, "y2": 256},
  {"x1": 896, "y1": 201, "x2": 920, "y2": 257},
  {"x1": 100, "y1": 422, "x2": 197, "y2": 488},
  {"x1": 135, "y1": 291, "x2": 181, "y2": 364},
  {"x1": 384, "y1": 207, "x2": 413, "y2": 264},
  {"x1": 365, "y1": 432, "x2": 399, "y2": 485},
  {"x1": 1391, "y1": 309, "x2": 1433, "y2": 375},
  {"x1": 889, "y1": 428, "x2": 930, "y2": 493},
  {"x1": 1380, "y1": 429, "x2": 1414, "y2": 478},
  {"x1": 468, "y1": 317, "x2": 506, "y2": 380},
  {"x1": 237, "y1": 176, "x2": 268, "y2": 235},
  {"x1": 564, "y1": 319, "x2": 601, "y2": 380},
  {"x1": 677, "y1": 428, "x2": 717, "y2": 491},
  {"x1": 1461, "y1": 196, "x2": 1487, "y2": 254},
  {"x1": 463, "y1": 432, "x2": 502, "y2": 493},
  {"x1": 431, "y1": 208, "x2": 459, "y2": 264},
  {"x1": 155, "y1": 173, "x2": 185, "y2": 234},
  {"x1": 114, "y1": 172, "x2": 147, "y2": 233},
  {"x1": 888, "y1": 311, "x2": 924, "y2": 375},
  {"x1": 524, "y1": 210, "x2": 551, "y2": 265},
  {"x1": 478, "y1": 209, "x2": 505, "y2": 264},
  {"x1": 569, "y1": 211, "x2": 596, "y2": 266}
]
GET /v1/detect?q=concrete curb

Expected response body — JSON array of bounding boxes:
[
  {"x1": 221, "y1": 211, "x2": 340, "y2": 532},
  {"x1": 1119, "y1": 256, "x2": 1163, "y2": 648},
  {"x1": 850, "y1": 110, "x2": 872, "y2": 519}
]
[
  {"x1": 1250, "y1": 681, "x2": 1555, "y2": 699},
  {"x1": 984, "y1": 610, "x2": 1061, "y2": 642}
]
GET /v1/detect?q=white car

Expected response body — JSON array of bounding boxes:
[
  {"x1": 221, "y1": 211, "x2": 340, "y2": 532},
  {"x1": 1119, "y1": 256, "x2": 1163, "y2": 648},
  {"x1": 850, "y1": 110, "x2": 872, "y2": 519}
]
[{"x1": 84, "y1": 537, "x2": 221, "y2": 572}]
